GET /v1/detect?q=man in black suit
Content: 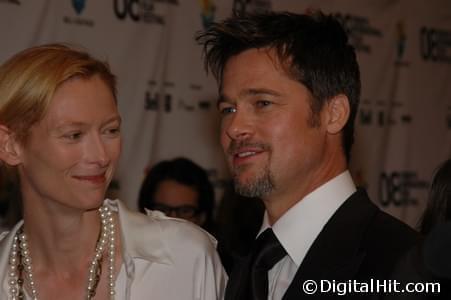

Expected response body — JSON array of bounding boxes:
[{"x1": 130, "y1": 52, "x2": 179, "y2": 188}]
[{"x1": 197, "y1": 12, "x2": 421, "y2": 299}]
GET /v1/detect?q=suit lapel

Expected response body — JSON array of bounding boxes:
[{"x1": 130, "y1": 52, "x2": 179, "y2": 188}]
[
  {"x1": 224, "y1": 254, "x2": 252, "y2": 300},
  {"x1": 283, "y1": 189, "x2": 378, "y2": 299}
]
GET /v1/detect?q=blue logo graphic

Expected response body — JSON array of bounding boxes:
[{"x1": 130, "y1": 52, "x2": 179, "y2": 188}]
[{"x1": 72, "y1": 0, "x2": 85, "y2": 15}]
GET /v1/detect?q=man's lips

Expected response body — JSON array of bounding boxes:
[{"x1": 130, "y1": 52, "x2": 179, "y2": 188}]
[
  {"x1": 227, "y1": 141, "x2": 270, "y2": 166},
  {"x1": 231, "y1": 148, "x2": 265, "y2": 165}
]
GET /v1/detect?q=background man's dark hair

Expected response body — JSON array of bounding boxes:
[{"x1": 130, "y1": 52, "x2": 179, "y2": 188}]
[
  {"x1": 196, "y1": 11, "x2": 361, "y2": 161},
  {"x1": 138, "y1": 157, "x2": 215, "y2": 231}
]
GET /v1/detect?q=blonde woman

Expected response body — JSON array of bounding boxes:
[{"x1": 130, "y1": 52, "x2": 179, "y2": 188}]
[{"x1": 0, "y1": 44, "x2": 226, "y2": 299}]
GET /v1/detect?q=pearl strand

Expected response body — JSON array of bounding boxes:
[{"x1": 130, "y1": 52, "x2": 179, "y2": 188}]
[
  {"x1": 8, "y1": 204, "x2": 116, "y2": 300},
  {"x1": 101, "y1": 205, "x2": 116, "y2": 299},
  {"x1": 8, "y1": 234, "x2": 23, "y2": 300},
  {"x1": 19, "y1": 231, "x2": 38, "y2": 299}
]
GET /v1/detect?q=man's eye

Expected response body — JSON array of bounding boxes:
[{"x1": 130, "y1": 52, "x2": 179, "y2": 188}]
[
  {"x1": 256, "y1": 100, "x2": 272, "y2": 108},
  {"x1": 220, "y1": 106, "x2": 236, "y2": 115}
]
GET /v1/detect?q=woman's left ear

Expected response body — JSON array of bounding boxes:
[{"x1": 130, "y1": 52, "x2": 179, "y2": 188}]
[
  {"x1": 0, "y1": 125, "x2": 22, "y2": 166},
  {"x1": 325, "y1": 94, "x2": 350, "y2": 134}
]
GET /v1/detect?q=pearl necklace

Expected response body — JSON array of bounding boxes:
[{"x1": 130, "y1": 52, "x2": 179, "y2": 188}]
[{"x1": 8, "y1": 205, "x2": 116, "y2": 300}]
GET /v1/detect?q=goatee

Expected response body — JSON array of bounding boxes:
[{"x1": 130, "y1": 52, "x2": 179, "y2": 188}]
[{"x1": 233, "y1": 165, "x2": 275, "y2": 198}]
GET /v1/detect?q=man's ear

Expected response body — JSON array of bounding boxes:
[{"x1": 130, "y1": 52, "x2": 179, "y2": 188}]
[
  {"x1": 325, "y1": 94, "x2": 350, "y2": 134},
  {"x1": 0, "y1": 125, "x2": 22, "y2": 166}
]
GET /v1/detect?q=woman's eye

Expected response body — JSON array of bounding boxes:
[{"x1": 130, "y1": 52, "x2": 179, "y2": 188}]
[
  {"x1": 64, "y1": 132, "x2": 82, "y2": 140},
  {"x1": 105, "y1": 127, "x2": 121, "y2": 136}
]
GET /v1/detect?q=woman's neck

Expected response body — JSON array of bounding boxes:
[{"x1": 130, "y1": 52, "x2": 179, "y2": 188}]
[{"x1": 22, "y1": 203, "x2": 102, "y2": 274}]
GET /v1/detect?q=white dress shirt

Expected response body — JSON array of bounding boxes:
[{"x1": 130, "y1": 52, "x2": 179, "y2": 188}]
[
  {"x1": 0, "y1": 199, "x2": 227, "y2": 299},
  {"x1": 258, "y1": 171, "x2": 356, "y2": 300}
]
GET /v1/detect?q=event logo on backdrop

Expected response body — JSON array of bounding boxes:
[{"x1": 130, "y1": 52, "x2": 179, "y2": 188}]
[
  {"x1": 232, "y1": 0, "x2": 272, "y2": 14},
  {"x1": 72, "y1": 0, "x2": 85, "y2": 14},
  {"x1": 379, "y1": 170, "x2": 428, "y2": 207},
  {"x1": 145, "y1": 80, "x2": 174, "y2": 112},
  {"x1": 395, "y1": 21, "x2": 410, "y2": 67},
  {"x1": 359, "y1": 98, "x2": 412, "y2": 127},
  {"x1": 0, "y1": 0, "x2": 20, "y2": 4},
  {"x1": 199, "y1": 0, "x2": 216, "y2": 29},
  {"x1": 113, "y1": 0, "x2": 178, "y2": 24},
  {"x1": 145, "y1": 81, "x2": 213, "y2": 113},
  {"x1": 333, "y1": 13, "x2": 382, "y2": 53},
  {"x1": 63, "y1": 0, "x2": 94, "y2": 26},
  {"x1": 420, "y1": 26, "x2": 451, "y2": 63}
]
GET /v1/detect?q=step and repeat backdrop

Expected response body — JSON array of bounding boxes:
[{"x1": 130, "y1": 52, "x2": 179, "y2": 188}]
[{"x1": 0, "y1": 0, "x2": 450, "y2": 228}]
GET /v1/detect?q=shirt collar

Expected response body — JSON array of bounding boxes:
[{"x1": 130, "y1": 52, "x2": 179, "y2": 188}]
[{"x1": 259, "y1": 170, "x2": 356, "y2": 267}]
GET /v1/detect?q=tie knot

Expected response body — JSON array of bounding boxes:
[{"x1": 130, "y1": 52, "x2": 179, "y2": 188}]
[{"x1": 252, "y1": 228, "x2": 287, "y2": 271}]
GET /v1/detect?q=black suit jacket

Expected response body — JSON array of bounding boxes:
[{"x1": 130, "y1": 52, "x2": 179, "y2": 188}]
[{"x1": 225, "y1": 189, "x2": 420, "y2": 300}]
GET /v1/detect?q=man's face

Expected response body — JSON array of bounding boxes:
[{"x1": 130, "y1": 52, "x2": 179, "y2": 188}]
[{"x1": 219, "y1": 48, "x2": 329, "y2": 201}]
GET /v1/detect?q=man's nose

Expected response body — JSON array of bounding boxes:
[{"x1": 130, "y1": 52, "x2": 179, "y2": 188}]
[{"x1": 224, "y1": 110, "x2": 254, "y2": 141}]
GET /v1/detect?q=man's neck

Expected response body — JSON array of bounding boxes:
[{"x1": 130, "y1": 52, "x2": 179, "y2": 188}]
[{"x1": 263, "y1": 164, "x2": 348, "y2": 225}]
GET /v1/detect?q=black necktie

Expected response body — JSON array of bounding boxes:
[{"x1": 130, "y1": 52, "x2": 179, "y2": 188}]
[
  {"x1": 249, "y1": 228, "x2": 288, "y2": 299},
  {"x1": 225, "y1": 228, "x2": 287, "y2": 300}
]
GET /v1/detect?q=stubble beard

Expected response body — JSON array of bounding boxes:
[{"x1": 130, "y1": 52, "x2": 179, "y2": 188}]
[{"x1": 233, "y1": 164, "x2": 275, "y2": 198}]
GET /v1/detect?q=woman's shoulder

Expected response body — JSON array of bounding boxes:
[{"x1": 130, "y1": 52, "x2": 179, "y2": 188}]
[
  {"x1": 0, "y1": 230, "x2": 9, "y2": 242},
  {"x1": 111, "y1": 199, "x2": 218, "y2": 255},
  {"x1": 149, "y1": 209, "x2": 217, "y2": 249}
]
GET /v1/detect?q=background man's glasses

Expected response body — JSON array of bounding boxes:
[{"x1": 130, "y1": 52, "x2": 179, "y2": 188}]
[{"x1": 151, "y1": 203, "x2": 200, "y2": 219}]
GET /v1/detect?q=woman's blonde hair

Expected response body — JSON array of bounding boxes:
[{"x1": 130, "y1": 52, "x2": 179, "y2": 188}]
[{"x1": 0, "y1": 43, "x2": 116, "y2": 143}]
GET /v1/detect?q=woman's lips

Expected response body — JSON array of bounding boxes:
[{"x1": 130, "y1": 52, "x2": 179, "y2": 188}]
[{"x1": 73, "y1": 174, "x2": 106, "y2": 184}]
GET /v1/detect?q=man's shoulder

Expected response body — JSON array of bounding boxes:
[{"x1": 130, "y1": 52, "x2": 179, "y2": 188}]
[
  {"x1": 363, "y1": 207, "x2": 419, "y2": 258},
  {"x1": 343, "y1": 189, "x2": 419, "y2": 248},
  {"x1": 357, "y1": 197, "x2": 421, "y2": 278},
  {"x1": 332, "y1": 190, "x2": 420, "y2": 275}
]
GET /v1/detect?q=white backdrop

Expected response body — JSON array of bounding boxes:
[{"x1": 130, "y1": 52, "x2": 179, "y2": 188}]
[{"x1": 1, "y1": 0, "x2": 450, "y2": 228}]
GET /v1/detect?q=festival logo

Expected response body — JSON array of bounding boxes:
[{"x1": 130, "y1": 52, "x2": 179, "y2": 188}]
[
  {"x1": 333, "y1": 12, "x2": 382, "y2": 54},
  {"x1": 72, "y1": 0, "x2": 85, "y2": 15},
  {"x1": 359, "y1": 98, "x2": 412, "y2": 128},
  {"x1": 199, "y1": 0, "x2": 216, "y2": 29},
  {"x1": 232, "y1": 0, "x2": 272, "y2": 14},
  {"x1": 0, "y1": 0, "x2": 20, "y2": 4},
  {"x1": 113, "y1": 0, "x2": 179, "y2": 25},
  {"x1": 144, "y1": 81, "x2": 212, "y2": 113},
  {"x1": 379, "y1": 170, "x2": 428, "y2": 207},
  {"x1": 144, "y1": 80, "x2": 174, "y2": 113},
  {"x1": 63, "y1": 0, "x2": 94, "y2": 27},
  {"x1": 420, "y1": 26, "x2": 451, "y2": 63},
  {"x1": 395, "y1": 20, "x2": 409, "y2": 66}
]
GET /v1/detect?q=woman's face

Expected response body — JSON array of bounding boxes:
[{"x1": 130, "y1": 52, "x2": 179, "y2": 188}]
[{"x1": 16, "y1": 75, "x2": 121, "y2": 212}]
